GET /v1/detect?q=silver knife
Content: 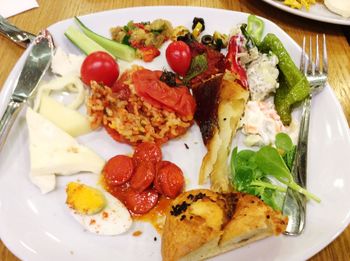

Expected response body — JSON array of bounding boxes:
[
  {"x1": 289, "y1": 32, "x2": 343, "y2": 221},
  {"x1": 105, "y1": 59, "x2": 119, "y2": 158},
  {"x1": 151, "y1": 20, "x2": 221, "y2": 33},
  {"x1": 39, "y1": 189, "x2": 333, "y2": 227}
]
[
  {"x1": 0, "y1": 29, "x2": 54, "y2": 151},
  {"x1": 0, "y1": 15, "x2": 36, "y2": 48}
]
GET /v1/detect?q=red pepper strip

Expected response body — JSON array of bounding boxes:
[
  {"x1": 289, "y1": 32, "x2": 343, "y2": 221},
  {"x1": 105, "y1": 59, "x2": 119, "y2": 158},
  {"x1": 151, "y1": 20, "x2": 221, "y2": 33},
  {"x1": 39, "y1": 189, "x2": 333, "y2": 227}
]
[
  {"x1": 133, "y1": 23, "x2": 146, "y2": 30},
  {"x1": 225, "y1": 35, "x2": 249, "y2": 89},
  {"x1": 138, "y1": 46, "x2": 160, "y2": 62}
]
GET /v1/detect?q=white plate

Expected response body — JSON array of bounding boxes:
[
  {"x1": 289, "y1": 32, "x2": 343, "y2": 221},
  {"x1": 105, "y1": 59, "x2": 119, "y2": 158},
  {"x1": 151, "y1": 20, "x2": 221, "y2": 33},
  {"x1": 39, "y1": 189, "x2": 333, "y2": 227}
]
[
  {"x1": 1, "y1": 6, "x2": 350, "y2": 261},
  {"x1": 262, "y1": 0, "x2": 350, "y2": 25}
]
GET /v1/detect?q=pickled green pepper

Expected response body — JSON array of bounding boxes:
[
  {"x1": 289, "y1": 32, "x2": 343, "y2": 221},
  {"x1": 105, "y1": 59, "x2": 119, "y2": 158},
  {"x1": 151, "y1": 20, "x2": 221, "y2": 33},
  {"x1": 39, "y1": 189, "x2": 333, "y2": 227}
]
[{"x1": 259, "y1": 33, "x2": 310, "y2": 125}]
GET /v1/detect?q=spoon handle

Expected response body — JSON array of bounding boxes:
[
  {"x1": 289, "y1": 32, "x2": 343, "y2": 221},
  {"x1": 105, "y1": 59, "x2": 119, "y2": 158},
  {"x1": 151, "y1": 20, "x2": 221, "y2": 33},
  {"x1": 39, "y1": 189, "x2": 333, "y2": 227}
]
[{"x1": 0, "y1": 15, "x2": 35, "y2": 48}]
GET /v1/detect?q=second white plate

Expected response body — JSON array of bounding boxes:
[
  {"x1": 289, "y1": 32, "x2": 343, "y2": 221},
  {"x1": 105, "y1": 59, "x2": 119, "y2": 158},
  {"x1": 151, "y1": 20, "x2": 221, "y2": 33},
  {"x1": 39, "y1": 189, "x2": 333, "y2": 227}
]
[{"x1": 262, "y1": 0, "x2": 350, "y2": 25}]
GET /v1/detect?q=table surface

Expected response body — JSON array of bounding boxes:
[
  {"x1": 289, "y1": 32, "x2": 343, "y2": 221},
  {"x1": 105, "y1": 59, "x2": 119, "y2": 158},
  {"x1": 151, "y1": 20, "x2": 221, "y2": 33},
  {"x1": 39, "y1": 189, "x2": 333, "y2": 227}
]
[{"x1": 0, "y1": 0, "x2": 349, "y2": 260}]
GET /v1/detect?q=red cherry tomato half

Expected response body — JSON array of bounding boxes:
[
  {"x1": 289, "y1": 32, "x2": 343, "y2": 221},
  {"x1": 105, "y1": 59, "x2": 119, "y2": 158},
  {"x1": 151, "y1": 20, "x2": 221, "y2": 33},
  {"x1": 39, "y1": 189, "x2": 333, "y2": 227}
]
[
  {"x1": 165, "y1": 41, "x2": 191, "y2": 76},
  {"x1": 133, "y1": 142, "x2": 162, "y2": 166},
  {"x1": 103, "y1": 155, "x2": 134, "y2": 186},
  {"x1": 81, "y1": 51, "x2": 119, "y2": 87},
  {"x1": 155, "y1": 161, "x2": 184, "y2": 198},
  {"x1": 130, "y1": 162, "x2": 156, "y2": 192},
  {"x1": 125, "y1": 189, "x2": 159, "y2": 215}
]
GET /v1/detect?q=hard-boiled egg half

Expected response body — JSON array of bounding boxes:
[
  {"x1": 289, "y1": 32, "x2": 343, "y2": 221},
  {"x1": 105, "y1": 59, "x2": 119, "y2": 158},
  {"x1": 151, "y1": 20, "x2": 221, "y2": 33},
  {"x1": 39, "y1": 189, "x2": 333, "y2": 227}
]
[{"x1": 66, "y1": 182, "x2": 132, "y2": 235}]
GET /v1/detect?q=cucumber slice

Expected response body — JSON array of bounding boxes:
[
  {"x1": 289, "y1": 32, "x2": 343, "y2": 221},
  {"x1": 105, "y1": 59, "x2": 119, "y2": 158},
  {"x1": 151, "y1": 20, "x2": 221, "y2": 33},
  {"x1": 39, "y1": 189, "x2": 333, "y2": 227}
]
[
  {"x1": 74, "y1": 17, "x2": 136, "y2": 62},
  {"x1": 64, "y1": 26, "x2": 112, "y2": 56}
]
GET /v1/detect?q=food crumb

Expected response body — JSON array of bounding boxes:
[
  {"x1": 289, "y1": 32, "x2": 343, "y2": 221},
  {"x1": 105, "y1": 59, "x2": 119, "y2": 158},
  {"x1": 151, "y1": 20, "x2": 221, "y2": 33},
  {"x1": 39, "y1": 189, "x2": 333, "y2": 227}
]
[
  {"x1": 184, "y1": 143, "x2": 189, "y2": 149},
  {"x1": 102, "y1": 211, "x2": 109, "y2": 219},
  {"x1": 133, "y1": 230, "x2": 143, "y2": 237}
]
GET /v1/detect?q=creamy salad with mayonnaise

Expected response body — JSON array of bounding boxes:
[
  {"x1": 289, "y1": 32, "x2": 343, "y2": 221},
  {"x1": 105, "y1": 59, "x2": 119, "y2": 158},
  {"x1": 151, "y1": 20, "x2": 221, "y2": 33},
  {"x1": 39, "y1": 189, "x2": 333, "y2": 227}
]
[{"x1": 230, "y1": 26, "x2": 297, "y2": 147}]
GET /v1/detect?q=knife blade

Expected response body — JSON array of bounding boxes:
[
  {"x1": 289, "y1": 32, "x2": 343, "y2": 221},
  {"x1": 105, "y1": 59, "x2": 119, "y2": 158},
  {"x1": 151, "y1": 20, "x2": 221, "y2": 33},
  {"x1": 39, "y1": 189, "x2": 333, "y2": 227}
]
[{"x1": 0, "y1": 29, "x2": 54, "y2": 151}]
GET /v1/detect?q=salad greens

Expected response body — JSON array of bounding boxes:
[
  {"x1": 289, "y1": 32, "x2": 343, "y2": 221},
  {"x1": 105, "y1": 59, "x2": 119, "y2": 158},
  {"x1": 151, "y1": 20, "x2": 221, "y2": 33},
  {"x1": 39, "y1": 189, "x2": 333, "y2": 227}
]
[
  {"x1": 230, "y1": 133, "x2": 320, "y2": 211},
  {"x1": 183, "y1": 53, "x2": 208, "y2": 83}
]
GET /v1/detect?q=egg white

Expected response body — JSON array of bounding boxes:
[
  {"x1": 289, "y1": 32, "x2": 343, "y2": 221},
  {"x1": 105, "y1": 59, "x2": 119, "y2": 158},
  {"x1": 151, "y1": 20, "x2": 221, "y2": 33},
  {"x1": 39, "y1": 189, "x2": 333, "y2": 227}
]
[{"x1": 68, "y1": 189, "x2": 132, "y2": 235}]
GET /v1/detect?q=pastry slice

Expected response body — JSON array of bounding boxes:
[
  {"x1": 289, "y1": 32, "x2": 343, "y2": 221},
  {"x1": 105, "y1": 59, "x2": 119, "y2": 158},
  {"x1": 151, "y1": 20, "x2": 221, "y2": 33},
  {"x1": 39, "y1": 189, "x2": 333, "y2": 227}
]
[
  {"x1": 192, "y1": 71, "x2": 249, "y2": 192},
  {"x1": 161, "y1": 189, "x2": 287, "y2": 261}
]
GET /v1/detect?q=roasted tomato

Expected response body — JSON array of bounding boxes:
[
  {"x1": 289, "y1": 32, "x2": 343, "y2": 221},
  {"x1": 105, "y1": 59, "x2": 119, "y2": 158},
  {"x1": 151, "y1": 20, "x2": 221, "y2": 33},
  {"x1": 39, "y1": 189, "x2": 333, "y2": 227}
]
[{"x1": 132, "y1": 69, "x2": 196, "y2": 120}]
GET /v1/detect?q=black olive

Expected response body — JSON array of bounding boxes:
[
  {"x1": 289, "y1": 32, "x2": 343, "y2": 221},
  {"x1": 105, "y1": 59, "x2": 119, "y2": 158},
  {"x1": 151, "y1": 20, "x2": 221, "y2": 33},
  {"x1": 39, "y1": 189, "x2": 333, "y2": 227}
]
[
  {"x1": 177, "y1": 32, "x2": 195, "y2": 44},
  {"x1": 201, "y1": 34, "x2": 213, "y2": 45},
  {"x1": 160, "y1": 70, "x2": 177, "y2": 87},
  {"x1": 192, "y1": 17, "x2": 205, "y2": 31}
]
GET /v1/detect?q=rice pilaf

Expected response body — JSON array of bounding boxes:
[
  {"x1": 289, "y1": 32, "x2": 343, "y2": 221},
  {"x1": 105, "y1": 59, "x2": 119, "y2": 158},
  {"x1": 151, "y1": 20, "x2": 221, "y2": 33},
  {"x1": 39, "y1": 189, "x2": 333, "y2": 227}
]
[{"x1": 87, "y1": 66, "x2": 194, "y2": 145}]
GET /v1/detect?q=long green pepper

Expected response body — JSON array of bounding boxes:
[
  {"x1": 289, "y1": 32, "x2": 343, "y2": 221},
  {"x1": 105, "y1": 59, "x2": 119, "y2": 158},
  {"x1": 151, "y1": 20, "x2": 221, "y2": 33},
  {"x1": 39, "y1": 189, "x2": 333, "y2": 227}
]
[{"x1": 259, "y1": 33, "x2": 310, "y2": 125}]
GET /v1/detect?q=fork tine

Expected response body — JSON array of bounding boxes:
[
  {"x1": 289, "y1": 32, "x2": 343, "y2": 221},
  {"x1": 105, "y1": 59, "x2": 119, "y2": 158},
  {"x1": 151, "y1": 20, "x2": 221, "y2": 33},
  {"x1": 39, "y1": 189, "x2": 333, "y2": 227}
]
[
  {"x1": 300, "y1": 36, "x2": 307, "y2": 74},
  {"x1": 322, "y1": 34, "x2": 328, "y2": 75},
  {"x1": 315, "y1": 35, "x2": 320, "y2": 74},
  {"x1": 307, "y1": 37, "x2": 314, "y2": 76}
]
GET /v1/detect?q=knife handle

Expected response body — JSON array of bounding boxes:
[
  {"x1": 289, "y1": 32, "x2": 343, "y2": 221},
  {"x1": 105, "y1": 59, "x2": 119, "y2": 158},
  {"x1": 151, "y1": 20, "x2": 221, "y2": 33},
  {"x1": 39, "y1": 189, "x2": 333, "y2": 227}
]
[
  {"x1": 0, "y1": 100, "x2": 23, "y2": 151},
  {"x1": 0, "y1": 15, "x2": 35, "y2": 48}
]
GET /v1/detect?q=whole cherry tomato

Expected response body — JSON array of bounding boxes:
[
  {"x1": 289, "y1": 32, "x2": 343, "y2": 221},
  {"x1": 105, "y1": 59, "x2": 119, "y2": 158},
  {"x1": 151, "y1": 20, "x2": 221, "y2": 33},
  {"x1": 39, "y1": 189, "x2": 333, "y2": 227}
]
[
  {"x1": 165, "y1": 41, "x2": 191, "y2": 76},
  {"x1": 81, "y1": 51, "x2": 119, "y2": 87}
]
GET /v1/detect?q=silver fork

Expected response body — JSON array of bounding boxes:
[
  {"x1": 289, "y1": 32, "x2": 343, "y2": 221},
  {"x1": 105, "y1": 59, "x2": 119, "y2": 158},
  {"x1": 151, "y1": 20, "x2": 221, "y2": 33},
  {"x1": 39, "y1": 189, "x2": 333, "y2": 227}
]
[{"x1": 283, "y1": 34, "x2": 328, "y2": 236}]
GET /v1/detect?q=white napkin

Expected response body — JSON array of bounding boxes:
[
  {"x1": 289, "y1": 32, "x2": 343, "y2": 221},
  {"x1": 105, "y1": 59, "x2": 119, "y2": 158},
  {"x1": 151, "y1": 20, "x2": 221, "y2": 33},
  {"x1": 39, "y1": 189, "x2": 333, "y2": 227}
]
[{"x1": 0, "y1": 0, "x2": 39, "y2": 18}]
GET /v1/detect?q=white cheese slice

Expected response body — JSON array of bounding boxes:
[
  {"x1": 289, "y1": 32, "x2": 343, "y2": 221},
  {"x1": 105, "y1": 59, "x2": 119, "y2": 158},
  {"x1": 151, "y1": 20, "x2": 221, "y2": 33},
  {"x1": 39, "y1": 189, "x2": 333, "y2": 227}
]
[
  {"x1": 324, "y1": 0, "x2": 350, "y2": 18},
  {"x1": 39, "y1": 95, "x2": 92, "y2": 137},
  {"x1": 30, "y1": 174, "x2": 56, "y2": 194},
  {"x1": 51, "y1": 47, "x2": 84, "y2": 78},
  {"x1": 26, "y1": 107, "x2": 105, "y2": 193}
]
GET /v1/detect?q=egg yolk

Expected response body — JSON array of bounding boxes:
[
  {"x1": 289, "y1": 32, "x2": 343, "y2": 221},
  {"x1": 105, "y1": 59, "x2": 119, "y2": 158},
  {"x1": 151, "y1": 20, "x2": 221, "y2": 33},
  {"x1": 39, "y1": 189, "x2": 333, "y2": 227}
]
[{"x1": 66, "y1": 182, "x2": 106, "y2": 215}]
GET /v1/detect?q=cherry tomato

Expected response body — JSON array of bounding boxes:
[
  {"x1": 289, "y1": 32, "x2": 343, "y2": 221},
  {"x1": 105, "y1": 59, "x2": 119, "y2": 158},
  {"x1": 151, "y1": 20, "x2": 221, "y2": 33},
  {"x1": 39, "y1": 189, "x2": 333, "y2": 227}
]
[
  {"x1": 107, "y1": 182, "x2": 130, "y2": 203},
  {"x1": 165, "y1": 41, "x2": 191, "y2": 76},
  {"x1": 125, "y1": 189, "x2": 159, "y2": 215},
  {"x1": 130, "y1": 162, "x2": 156, "y2": 192},
  {"x1": 155, "y1": 161, "x2": 184, "y2": 198},
  {"x1": 133, "y1": 142, "x2": 162, "y2": 166},
  {"x1": 81, "y1": 51, "x2": 119, "y2": 87},
  {"x1": 103, "y1": 155, "x2": 134, "y2": 186}
]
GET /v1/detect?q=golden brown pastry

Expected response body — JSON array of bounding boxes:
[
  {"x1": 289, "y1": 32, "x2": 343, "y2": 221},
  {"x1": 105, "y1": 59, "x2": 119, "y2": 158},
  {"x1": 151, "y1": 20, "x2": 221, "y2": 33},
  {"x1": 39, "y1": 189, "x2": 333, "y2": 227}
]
[
  {"x1": 192, "y1": 72, "x2": 249, "y2": 192},
  {"x1": 161, "y1": 189, "x2": 287, "y2": 261}
]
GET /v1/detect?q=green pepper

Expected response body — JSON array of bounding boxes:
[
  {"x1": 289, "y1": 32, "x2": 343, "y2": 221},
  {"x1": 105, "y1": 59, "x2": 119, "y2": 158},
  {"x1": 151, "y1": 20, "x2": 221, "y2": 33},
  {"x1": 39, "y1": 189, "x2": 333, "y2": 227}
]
[
  {"x1": 259, "y1": 33, "x2": 310, "y2": 125},
  {"x1": 247, "y1": 15, "x2": 264, "y2": 45}
]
